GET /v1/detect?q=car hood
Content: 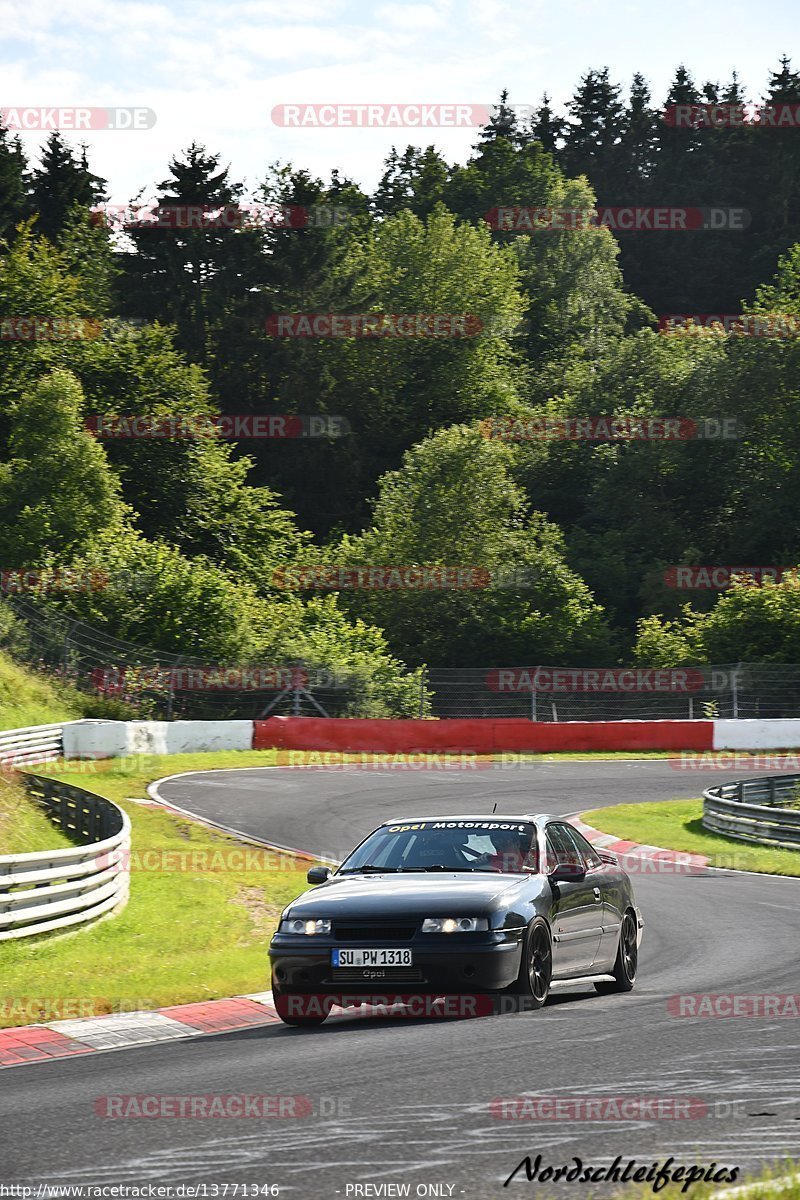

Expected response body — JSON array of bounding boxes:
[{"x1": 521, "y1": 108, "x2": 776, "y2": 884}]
[{"x1": 286, "y1": 871, "x2": 538, "y2": 918}]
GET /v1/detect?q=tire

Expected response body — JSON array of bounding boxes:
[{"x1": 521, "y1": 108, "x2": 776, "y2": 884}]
[
  {"x1": 595, "y1": 910, "x2": 638, "y2": 994},
  {"x1": 502, "y1": 918, "x2": 552, "y2": 1011},
  {"x1": 274, "y1": 993, "x2": 332, "y2": 1027}
]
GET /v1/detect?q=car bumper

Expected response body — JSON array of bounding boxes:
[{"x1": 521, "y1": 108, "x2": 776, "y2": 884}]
[{"x1": 269, "y1": 930, "x2": 525, "y2": 996}]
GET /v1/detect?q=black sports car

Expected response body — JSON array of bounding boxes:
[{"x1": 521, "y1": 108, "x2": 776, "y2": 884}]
[{"x1": 269, "y1": 813, "x2": 644, "y2": 1026}]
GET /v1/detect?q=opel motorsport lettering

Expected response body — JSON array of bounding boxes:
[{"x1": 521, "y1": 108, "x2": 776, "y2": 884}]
[{"x1": 269, "y1": 814, "x2": 644, "y2": 1025}]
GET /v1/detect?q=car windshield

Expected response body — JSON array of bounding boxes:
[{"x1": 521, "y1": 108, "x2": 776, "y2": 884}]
[{"x1": 338, "y1": 820, "x2": 539, "y2": 875}]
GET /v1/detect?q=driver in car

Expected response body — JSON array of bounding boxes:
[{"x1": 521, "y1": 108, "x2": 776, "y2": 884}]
[{"x1": 469, "y1": 828, "x2": 532, "y2": 873}]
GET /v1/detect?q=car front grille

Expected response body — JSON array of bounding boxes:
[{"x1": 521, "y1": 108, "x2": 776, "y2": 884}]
[
  {"x1": 330, "y1": 967, "x2": 425, "y2": 983},
  {"x1": 333, "y1": 924, "x2": 417, "y2": 940}
]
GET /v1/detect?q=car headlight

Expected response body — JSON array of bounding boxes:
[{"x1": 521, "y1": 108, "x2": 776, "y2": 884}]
[
  {"x1": 280, "y1": 918, "x2": 331, "y2": 935},
  {"x1": 421, "y1": 917, "x2": 489, "y2": 933}
]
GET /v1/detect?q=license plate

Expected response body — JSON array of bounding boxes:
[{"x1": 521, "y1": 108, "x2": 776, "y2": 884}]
[{"x1": 332, "y1": 948, "x2": 413, "y2": 967}]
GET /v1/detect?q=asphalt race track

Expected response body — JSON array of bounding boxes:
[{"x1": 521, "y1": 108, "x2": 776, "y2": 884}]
[{"x1": 4, "y1": 762, "x2": 800, "y2": 1198}]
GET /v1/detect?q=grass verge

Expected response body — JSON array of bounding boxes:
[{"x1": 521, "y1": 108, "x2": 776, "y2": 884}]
[
  {"x1": 582, "y1": 799, "x2": 800, "y2": 876},
  {"x1": 0, "y1": 650, "x2": 85, "y2": 730},
  {"x1": 0, "y1": 774, "x2": 76, "y2": 855}
]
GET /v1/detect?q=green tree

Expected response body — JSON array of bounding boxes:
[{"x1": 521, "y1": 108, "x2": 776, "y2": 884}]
[
  {"x1": 617, "y1": 74, "x2": 659, "y2": 203},
  {"x1": 373, "y1": 146, "x2": 450, "y2": 217},
  {"x1": 633, "y1": 575, "x2": 800, "y2": 665},
  {"x1": 328, "y1": 424, "x2": 614, "y2": 666},
  {"x1": 322, "y1": 204, "x2": 526, "y2": 506},
  {"x1": 527, "y1": 94, "x2": 566, "y2": 155},
  {"x1": 0, "y1": 124, "x2": 29, "y2": 240},
  {"x1": 477, "y1": 90, "x2": 520, "y2": 146},
  {"x1": 119, "y1": 144, "x2": 267, "y2": 364},
  {"x1": 0, "y1": 224, "x2": 94, "y2": 408},
  {"x1": 30, "y1": 134, "x2": 106, "y2": 241},
  {"x1": 0, "y1": 370, "x2": 126, "y2": 566},
  {"x1": 63, "y1": 530, "x2": 422, "y2": 714},
  {"x1": 562, "y1": 68, "x2": 626, "y2": 199}
]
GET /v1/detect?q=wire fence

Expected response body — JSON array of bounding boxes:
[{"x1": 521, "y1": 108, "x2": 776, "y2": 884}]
[
  {"x1": 5, "y1": 597, "x2": 800, "y2": 720},
  {"x1": 1, "y1": 597, "x2": 344, "y2": 720},
  {"x1": 423, "y1": 665, "x2": 800, "y2": 719}
]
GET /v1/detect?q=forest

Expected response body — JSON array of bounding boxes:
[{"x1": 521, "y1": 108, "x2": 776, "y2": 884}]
[{"x1": 3, "y1": 59, "x2": 800, "y2": 714}]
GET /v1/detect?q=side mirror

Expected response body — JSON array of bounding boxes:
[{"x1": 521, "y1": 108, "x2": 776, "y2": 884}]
[
  {"x1": 307, "y1": 865, "x2": 332, "y2": 885},
  {"x1": 548, "y1": 862, "x2": 585, "y2": 884}
]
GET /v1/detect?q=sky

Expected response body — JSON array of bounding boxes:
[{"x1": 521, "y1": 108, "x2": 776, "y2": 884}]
[{"x1": 3, "y1": 0, "x2": 800, "y2": 203}]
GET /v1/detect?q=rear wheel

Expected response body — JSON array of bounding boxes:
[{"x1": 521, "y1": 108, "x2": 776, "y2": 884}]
[
  {"x1": 595, "y1": 910, "x2": 638, "y2": 994},
  {"x1": 503, "y1": 918, "x2": 552, "y2": 1011}
]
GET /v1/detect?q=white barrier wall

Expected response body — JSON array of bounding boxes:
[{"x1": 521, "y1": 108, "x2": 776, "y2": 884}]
[
  {"x1": 52, "y1": 716, "x2": 800, "y2": 760},
  {"x1": 63, "y1": 719, "x2": 254, "y2": 759},
  {"x1": 713, "y1": 719, "x2": 800, "y2": 750}
]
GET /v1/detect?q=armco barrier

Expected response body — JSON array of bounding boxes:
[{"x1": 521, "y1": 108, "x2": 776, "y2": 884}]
[
  {"x1": 0, "y1": 723, "x2": 67, "y2": 767},
  {"x1": 254, "y1": 717, "x2": 715, "y2": 754},
  {"x1": 703, "y1": 774, "x2": 800, "y2": 848},
  {"x1": 0, "y1": 773, "x2": 130, "y2": 940}
]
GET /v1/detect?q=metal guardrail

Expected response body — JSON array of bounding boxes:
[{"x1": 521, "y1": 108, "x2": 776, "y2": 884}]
[
  {"x1": 703, "y1": 775, "x2": 800, "y2": 849},
  {"x1": 0, "y1": 772, "x2": 131, "y2": 940},
  {"x1": 0, "y1": 722, "x2": 67, "y2": 767}
]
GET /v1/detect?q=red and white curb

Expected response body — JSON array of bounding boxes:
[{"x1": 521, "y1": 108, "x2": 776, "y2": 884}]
[
  {"x1": 569, "y1": 815, "x2": 709, "y2": 872},
  {"x1": 0, "y1": 990, "x2": 459, "y2": 1067},
  {"x1": 0, "y1": 993, "x2": 286, "y2": 1067}
]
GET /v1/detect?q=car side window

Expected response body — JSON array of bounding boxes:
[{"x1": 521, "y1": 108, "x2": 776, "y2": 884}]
[
  {"x1": 567, "y1": 827, "x2": 602, "y2": 870},
  {"x1": 546, "y1": 824, "x2": 583, "y2": 872}
]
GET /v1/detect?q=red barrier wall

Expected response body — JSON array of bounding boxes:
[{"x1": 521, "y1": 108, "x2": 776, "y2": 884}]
[{"x1": 254, "y1": 717, "x2": 714, "y2": 754}]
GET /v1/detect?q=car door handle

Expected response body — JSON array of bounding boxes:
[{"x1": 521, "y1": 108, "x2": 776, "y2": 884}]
[{"x1": 593, "y1": 887, "x2": 602, "y2": 901}]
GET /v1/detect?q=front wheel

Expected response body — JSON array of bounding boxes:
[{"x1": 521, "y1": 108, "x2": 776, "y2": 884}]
[
  {"x1": 274, "y1": 993, "x2": 333, "y2": 1027},
  {"x1": 595, "y1": 910, "x2": 638, "y2": 994},
  {"x1": 503, "y1": 918, "x2": 552, "y2": 1011}
]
